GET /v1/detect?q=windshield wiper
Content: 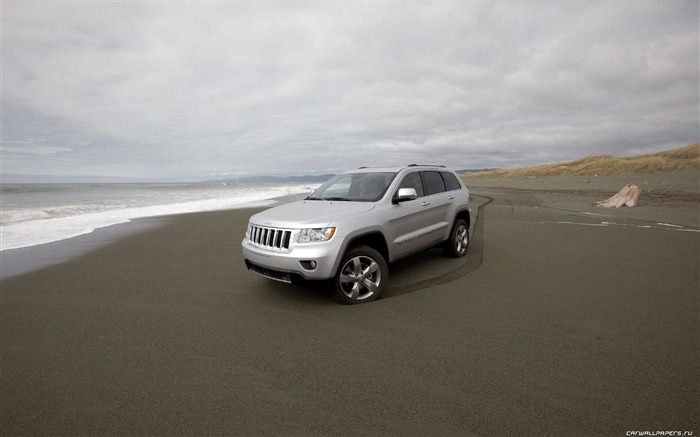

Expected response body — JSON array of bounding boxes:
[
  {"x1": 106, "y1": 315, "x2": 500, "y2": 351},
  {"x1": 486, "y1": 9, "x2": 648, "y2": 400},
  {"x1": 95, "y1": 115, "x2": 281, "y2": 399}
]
[{"x1": 305, "y1": 196, "x2": 350, "y2": 201}]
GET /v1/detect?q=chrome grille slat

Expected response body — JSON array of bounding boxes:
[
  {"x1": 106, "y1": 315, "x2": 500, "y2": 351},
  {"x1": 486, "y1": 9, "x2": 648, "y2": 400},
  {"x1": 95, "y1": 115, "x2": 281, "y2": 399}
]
[{"x1": 249, "y1": 225, "x2": 292, "y2": 250}]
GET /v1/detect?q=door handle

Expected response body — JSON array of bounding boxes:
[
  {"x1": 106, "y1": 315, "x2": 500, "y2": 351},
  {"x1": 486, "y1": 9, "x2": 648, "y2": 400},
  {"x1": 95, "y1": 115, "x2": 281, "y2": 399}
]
[
  {"x1": 448, "y1": 195, "x2": 455, "y2": 200},
  {"x1": 421, "y1": 201, "x2": 431, "y2": 207}
]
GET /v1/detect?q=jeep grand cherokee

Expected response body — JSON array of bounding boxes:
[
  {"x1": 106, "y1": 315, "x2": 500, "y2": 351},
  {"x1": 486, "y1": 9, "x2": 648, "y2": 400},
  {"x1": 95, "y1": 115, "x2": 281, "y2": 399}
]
[{"x1": 242, "y1": 165, "x2": 470, "y2": 304}]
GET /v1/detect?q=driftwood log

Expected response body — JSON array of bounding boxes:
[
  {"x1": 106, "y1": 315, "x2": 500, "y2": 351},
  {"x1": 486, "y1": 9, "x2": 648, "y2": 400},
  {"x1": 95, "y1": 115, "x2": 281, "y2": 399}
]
[{"x1": 594, "y1": 184, "x2": 641, "y2": 208}]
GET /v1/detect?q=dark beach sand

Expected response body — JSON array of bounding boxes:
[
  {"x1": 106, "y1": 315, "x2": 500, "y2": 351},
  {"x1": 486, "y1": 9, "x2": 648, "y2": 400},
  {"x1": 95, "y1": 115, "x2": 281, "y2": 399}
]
[{"x1": 1, "y1": 172, "x2": 698, "y2": 435}]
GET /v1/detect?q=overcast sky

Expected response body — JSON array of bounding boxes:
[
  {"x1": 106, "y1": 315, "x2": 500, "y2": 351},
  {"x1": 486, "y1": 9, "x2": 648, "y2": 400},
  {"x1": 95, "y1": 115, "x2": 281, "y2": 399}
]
[{"x1": 2, "y1": 1, "x2": 698, "y2": 181}]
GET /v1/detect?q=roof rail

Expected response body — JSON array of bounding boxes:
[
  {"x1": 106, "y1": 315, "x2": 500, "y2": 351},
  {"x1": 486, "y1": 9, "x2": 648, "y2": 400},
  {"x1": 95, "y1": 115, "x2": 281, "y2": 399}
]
[{"x1": 407, "y1": 164, "x2": 446, "y2": 168}]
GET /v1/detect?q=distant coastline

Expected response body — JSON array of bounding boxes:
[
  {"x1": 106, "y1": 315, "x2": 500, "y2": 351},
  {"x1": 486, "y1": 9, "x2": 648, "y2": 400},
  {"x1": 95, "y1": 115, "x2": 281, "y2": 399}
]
[
  {"x1": 204, "y1": 174, "x2": 334, "y2": 184},
  {"x1": 4, "y1": 143, "x2": 697, "y2": 184},
  {"x1": 0, "y1": 174, "x2": 334, "y2": 184}
]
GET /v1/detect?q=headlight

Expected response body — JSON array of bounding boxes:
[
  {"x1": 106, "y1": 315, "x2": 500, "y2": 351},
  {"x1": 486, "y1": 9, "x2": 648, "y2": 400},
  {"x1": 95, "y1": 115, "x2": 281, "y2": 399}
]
[{"x1": 297, "y1": 227, "x2": 336, "y2": 243}]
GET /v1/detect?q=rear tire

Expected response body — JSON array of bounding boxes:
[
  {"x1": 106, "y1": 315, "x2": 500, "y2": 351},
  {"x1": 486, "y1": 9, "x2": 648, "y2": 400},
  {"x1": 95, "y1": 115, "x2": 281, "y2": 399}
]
[
  {"x1": 444, "y1": 219, "x2": 469, "y2": 258},
  {"x1": 333, "y1": 245, "x2": 388, "y2": 304}
]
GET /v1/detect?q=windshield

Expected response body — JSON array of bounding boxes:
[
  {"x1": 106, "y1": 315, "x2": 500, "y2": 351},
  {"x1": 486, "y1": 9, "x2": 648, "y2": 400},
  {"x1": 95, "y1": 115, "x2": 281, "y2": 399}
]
[{"x1": 308, "y1": 172, "x2": 397, "y2": 202}]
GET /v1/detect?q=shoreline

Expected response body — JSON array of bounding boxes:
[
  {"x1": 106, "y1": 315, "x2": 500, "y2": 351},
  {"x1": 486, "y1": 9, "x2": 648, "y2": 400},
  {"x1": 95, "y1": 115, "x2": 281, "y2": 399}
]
[
  {"x1": 0, "y1": 217, "x2": 166, "y2": 280},
  {"x1": 0, "y1": 192, "x2": 308, "y2": 280}
]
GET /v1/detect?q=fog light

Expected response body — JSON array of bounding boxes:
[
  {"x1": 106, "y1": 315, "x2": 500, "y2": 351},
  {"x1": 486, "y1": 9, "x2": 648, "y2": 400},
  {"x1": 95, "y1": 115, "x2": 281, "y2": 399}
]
[{"x1": 300, "y1": 260, "x2": 318, "y2": 271}]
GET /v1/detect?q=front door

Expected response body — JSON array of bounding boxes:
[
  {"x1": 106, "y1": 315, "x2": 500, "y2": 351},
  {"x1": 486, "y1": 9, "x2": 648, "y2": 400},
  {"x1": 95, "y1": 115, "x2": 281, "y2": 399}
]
[{"x1": 387, "y1": 171, "x2": 448, "y2": 259}]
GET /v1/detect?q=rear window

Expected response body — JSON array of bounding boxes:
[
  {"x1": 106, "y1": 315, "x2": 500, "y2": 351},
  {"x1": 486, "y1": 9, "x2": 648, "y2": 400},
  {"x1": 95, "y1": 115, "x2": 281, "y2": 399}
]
[
  {"x1": 441, "y1": 172, "x2": 462, "y2": 191},
  {"x1": 423, "y1": 171, "x2": 446, "y2": 195}
]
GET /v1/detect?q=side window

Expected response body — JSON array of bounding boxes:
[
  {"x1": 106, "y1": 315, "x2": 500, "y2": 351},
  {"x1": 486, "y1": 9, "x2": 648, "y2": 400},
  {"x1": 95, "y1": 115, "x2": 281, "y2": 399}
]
[
  {"x1": 422, "y1": 171, "x2": 446, "y2": 195},
  {"x1": 441, "y1": 172, "x2": 462, "y2": 191},
  {"x1": 398, "y1": 172, "x2": 424, "y2": 197}
]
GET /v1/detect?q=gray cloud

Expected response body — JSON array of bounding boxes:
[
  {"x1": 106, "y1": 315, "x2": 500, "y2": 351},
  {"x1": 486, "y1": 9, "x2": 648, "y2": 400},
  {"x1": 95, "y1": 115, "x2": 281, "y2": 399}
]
[{"x1": 2, "y1": 1, "x2": 698, "y2": 180}]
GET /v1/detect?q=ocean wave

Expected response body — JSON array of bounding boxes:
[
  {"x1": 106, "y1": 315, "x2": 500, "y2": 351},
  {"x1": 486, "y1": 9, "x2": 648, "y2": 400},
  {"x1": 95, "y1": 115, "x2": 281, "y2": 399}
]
[{"x1": 0, "y1": 183, "x2": 316, "y2": 251}]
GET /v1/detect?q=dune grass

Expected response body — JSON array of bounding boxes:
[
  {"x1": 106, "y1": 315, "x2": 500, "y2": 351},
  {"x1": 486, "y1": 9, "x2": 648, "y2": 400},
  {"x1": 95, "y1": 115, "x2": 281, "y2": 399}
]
[{"x1": 461, "y1": 143, "x2": 700, "y2": 179}]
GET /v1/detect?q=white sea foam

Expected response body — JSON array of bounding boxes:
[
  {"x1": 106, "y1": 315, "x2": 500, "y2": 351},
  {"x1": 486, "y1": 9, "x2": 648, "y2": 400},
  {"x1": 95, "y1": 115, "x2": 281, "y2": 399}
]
[{"x1": 0, "y1": 183, "x2": 317, "y2": 251}]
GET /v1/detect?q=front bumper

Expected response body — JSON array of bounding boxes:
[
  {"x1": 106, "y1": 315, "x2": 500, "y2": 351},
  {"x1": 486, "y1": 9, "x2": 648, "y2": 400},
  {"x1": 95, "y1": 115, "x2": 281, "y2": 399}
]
[{"x1": 241, "y1": 237, "x2": 343, "y2": 281}]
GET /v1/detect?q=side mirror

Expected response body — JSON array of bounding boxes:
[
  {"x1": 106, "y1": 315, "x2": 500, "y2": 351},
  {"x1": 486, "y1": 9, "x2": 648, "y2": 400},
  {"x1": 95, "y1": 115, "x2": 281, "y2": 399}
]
[{"x1": 393, "y1": 188, "x2": 418, "y2": 204}]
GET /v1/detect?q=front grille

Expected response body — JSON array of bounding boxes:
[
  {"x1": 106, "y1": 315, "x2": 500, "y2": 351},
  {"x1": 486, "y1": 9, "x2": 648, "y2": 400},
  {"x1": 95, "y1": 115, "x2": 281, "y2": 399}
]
[{"x1": 249, "y1": 225, "x2": 292, "y2": 250}]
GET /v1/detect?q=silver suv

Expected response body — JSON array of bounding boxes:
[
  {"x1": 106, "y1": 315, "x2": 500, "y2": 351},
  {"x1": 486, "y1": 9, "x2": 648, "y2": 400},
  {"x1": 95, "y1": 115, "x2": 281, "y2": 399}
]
[{"x1": 241, "y1": 165, "x2": 471, "y2": 304}]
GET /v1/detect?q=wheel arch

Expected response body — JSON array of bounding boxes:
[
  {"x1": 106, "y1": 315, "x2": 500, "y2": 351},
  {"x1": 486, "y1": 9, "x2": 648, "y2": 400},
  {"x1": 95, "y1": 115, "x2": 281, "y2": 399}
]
[
  {"x1": 331, "y1": 231, "x2": 389, "y2": 277},
  {"x1": 343, "y1": 231, "x2": 389, "y2": 262},
  {"x1": 455, "y1": 209, "x2": 471, "y2": 229}
]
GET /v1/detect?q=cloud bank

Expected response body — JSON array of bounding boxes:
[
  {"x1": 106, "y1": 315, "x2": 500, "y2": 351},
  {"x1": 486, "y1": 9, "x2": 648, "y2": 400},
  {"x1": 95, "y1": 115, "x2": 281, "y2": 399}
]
[{"x1": 2, "y1": 1, "x2": 698, "y2": 180}]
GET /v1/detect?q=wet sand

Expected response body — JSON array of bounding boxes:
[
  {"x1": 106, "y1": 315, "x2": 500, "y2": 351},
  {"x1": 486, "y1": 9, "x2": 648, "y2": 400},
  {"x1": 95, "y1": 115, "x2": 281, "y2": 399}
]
[{"x1": 1, "y1": 172, "x2": 698, "y2": 435}]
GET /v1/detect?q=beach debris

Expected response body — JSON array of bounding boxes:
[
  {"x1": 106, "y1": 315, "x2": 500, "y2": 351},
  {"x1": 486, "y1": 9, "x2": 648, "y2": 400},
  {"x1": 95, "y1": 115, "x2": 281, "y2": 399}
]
[{"x1": 594, "y1": 184, "x2": 641, "y2": 208}]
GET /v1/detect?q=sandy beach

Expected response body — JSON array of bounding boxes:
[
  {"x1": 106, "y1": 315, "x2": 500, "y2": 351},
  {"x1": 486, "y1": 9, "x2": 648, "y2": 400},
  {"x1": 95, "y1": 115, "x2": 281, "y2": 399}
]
[{"x1": 1, "y1": 171, "x2": 698, "y2": 435}]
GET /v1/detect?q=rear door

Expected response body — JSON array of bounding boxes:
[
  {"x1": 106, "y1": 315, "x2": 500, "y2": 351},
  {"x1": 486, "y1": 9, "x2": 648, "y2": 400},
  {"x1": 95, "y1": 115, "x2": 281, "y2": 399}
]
[{"x1": 420, "y1": 170, "x2": 452, "y2": 241}]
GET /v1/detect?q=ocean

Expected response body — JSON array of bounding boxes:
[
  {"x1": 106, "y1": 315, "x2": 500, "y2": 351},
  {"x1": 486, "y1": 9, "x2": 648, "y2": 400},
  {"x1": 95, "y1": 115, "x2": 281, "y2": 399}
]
[{"x1": 0, "y1": 182, "x2": 318, "y2": 251}]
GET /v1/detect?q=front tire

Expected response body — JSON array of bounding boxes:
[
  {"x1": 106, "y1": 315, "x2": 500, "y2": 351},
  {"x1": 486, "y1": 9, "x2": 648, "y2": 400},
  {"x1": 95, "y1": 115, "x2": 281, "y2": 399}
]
[
  {"x1": 444, "y1": 219, "x2": 469, "y2": 258},
  {"x1": 333, "y1": 245, "x2": 388, "y2": 304}
]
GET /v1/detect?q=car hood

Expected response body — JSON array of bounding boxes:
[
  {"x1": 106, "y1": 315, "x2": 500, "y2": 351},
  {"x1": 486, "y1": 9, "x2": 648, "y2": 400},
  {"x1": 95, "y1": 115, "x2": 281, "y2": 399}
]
[{"x1": 249, "y1": 200, "x2": 376, "y2": 229}]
